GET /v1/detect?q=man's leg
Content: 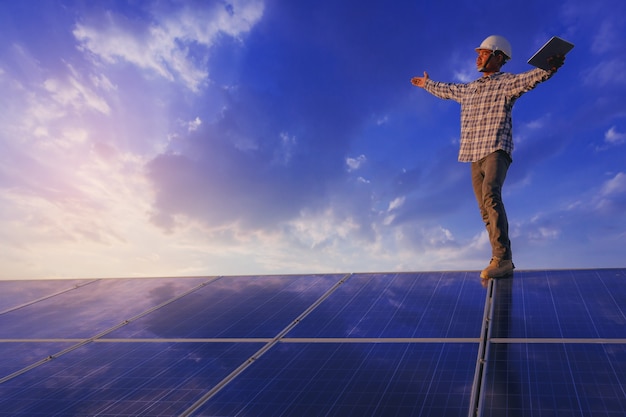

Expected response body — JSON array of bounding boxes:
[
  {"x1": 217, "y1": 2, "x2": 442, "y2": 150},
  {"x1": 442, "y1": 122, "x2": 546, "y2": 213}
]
[{"x1": 471, "y1": 151, "x2": 514, "y2": 278}]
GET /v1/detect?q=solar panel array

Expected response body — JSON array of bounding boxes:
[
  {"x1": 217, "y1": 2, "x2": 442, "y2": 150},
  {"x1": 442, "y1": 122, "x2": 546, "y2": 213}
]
[{"x1": 0, "y1": 269, "x2": 625, "y2": 416}]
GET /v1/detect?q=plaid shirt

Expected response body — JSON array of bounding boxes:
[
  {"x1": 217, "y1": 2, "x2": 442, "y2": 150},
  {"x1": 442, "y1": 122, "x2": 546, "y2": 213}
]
[{"x1": 423, "y1": 68, "x2": 553, "y2": 162}]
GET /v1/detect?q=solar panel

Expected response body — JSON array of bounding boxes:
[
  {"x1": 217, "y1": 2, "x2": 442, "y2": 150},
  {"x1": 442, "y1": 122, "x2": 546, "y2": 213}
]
[
  {"x1": 0, "y1": 279, "x2": 97, "y2": 313},
  {"x1": 480, "y1": 269, "x2": 626, "y2": 417},
  {"x1": 0, "y1": 269, "x2": 624, "y2": 416},
  {"x1": 500, "y1": 269, "x2": 626, "y2": 339},
  {"x1": 0, "y1": 341, "x2": 264, "y2": 416},
  {"x1": 482, "y1": 342, "x2": 626, "y2": 417},
  {"x1": 285, "y1": 272, "x2": 486, "y2": 338},
  {"x1": 198, "y1": 342, "x2": 478, "y2": 417},
  {"x1": 106, "y1": 274, "x2": 344, "y2": 339},
  {"x1": 0, "y1": 277, "x2": 211, "y2": 339}
]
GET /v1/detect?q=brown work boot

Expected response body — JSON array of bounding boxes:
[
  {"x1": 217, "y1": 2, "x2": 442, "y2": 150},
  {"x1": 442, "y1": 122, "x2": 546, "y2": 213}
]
[{"x1": 480, "y1": 257, "x2": 515, "y2": 279}]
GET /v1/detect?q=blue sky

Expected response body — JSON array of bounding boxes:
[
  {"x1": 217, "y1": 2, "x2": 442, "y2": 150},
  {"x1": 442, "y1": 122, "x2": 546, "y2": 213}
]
[{"x1": 1, "y1": 0, "x2": 625, "y2": 279}]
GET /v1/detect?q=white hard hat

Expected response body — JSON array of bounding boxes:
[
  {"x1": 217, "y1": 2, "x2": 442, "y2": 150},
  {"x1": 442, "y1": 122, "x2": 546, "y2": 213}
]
[{"x1": 476, "y1": 35, "x2": 512, "y2": 60}]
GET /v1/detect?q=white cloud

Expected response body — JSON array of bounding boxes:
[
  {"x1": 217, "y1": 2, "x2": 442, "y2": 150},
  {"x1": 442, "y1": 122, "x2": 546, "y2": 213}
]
[
  {"x1": 592, "y1": 18, "x2": 621, "y2": 55},
  {"x1": 524, "y1": 116, "x2": 549, "y2": 130},
  {"x1": 43, "y1": 73, "x2": 111, "y2": 115},
  {"x1": 529, "y1": 226, "x2": 561, "y2": 241},
  {"x1": 423, "y1": 225, "x2": 455, "y2": 247},
  {"x1": 90, "y1": 73, "x2": 117, "y2": 91},
  {"x1": 274, "y1": 132, "x2": 297, "y2": 165},
  {"x1": 383, "y1": 215, "x2": 395, "y2": 226},
  {"x1": 187, "y1": 116, "x2": 202, "y2": 132},
  {"x1": 376, "y1": 115, "x2": 389, "y2": 126},
  {"x1": 591, "y1": 58, "x2": 626, "y2": 86},
  {"x1": 599, "y1": 172, "x2": 626, "y2": 197},
  {"x1": 453, "y1": 69, "x2": 474, "y2": 83},
  {"x1": 515, "y1": 115, "x2": 551, "y2": 148},
  {"x1": 605, "y1": 126, "x2": 626, "y2": 144},
  {"x1": 0, "y1": 141, "x2": 159, "y2": 279},
  {"x1": 72, "y1": 1, "x2": 264, "y2": 92},
  {"x1": 387, "y1": 196, "x2": 405, "y2": 212},
  {"x1": 383, "y1": 198, "x2": 403, "y2": 226},
  {"x1": 346, "y1": 154, "x2": 366, "y2": 172},
  {"x1": 453, "y1": 60, "x2": 476, "y2": 83}
]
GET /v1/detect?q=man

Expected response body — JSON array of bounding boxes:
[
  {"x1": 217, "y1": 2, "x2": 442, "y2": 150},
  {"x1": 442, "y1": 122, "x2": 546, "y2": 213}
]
[{"x1": 411, "y1": 35, "x2": 565, "y2": 279}]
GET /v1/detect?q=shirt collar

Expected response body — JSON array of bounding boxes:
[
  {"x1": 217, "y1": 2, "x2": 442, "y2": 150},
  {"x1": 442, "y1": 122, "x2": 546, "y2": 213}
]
[{"x1": 476, "y1": 72, "x2": 503, "y2": 82}]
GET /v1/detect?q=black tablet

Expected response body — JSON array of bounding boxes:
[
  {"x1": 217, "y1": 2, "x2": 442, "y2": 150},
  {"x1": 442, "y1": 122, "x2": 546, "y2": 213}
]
[{"x1": 528, "y1": 36, "x2": 575, "y2": 70}]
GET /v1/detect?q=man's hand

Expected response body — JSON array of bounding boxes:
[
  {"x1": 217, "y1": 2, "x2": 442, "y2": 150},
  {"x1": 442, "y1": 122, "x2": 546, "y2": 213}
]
[
  {"x1": 411, "y1": 71, "x2": 429, "y2": 88},
  {"x1": 547, "y1": 54, "x2": 565, "y2": 72}
]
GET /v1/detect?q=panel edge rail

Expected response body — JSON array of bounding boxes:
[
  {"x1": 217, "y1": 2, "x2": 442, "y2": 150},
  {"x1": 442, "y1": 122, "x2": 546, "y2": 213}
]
[{"x1": 468, "y1": 278, "x2": 495, "y2": 417}]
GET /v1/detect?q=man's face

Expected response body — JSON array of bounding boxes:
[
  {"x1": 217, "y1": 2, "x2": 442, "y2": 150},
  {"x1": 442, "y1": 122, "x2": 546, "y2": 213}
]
[{"x1": 476, "y1": 49, "x2": 502, "y2": 72}]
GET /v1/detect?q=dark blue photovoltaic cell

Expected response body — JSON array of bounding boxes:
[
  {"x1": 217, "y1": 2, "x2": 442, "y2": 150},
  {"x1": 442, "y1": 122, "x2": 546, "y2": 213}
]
[
  {"x1": 0, "y1": 279, "x2": 93, "y2": 312},
  {"x1": 0, "y1": 343, "x2": 75, "y2": 380},
  {"x1": 106, "y1": 274, "x2": 344, "y2": 339},
  {"x1": 197, "y1": 342, "x2": 478, "y2": 417},
  {"x1": 483, "y1": 271, "x2": 626, "y2": 417},
  {"x1": 286, "y1": 272, "x2": 486, "y2": 338},
  {"x1": 0, "y1": 342, "x2": 263, "y2": 417},
  {"x1": 0, "y1": 277, "x2": 211, "y2": 339},
  {"x1": 0, "y1": 277, "x2": 212, "y2": 404},
  {"x1": 498, "y1": 270, "x2": 626, "y2": 339},
  {"x1": 482, "y1": 343, "x2": 626, "y2": 417}
]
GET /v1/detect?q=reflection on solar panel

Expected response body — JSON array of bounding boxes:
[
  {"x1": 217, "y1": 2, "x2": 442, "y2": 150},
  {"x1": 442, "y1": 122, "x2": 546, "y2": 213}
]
[{"x1": 0, "y1": 269, "x2": 625, "y2": 416}]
